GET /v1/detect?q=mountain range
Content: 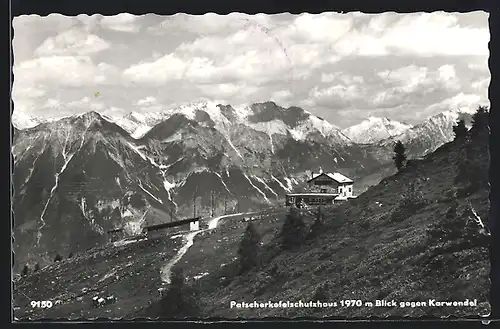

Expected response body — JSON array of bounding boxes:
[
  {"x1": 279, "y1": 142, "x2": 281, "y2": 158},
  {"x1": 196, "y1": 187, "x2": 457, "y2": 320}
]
[{"x1": 11, "y1": 101, "x2": 473, "y2": 270}]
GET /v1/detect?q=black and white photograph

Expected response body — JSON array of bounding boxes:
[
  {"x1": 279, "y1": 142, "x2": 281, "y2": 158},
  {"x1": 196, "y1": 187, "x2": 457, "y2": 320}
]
[{"x1": 12, "y1": 11, "x2": 491, "y2": 320}]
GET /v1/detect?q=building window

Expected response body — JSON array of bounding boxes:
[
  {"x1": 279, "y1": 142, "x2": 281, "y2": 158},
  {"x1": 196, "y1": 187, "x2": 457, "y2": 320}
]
[{"x1": 349, "y1": 187, "x2": 352, "y2": 193}]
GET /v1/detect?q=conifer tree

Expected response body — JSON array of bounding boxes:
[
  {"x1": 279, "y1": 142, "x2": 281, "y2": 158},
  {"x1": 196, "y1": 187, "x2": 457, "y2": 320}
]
[
  {"x1": 34, "y1": 262, "x2": 40, "y2": 272},
  {"x1": 281, "y1": 208, "x2": 307, "y2": 249},
  {"x1": 453, "y1": 119, "x2": 468, "y2": 140},
  {"x1": 160, "y1": 266, "x2": 200, "y2": 318},
  {"x1": 470, "y1": 106, "x2": 489, "y2": 137},
  {"x1": 237, "y1": 222, "x2": 261, "y2": 273},
  {"x1": 393, "y1": 141, "x2": 407, "y2": 171},
  {"x1": 54, "y1": 253, "x2": 63, "y2": 262}
]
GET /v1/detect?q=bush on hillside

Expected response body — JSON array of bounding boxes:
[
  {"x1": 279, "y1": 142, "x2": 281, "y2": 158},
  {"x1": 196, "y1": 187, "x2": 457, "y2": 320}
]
[
  {"x1": 312, "y1": 282, "x2": 330, "y2": 302},
  {"x1": 454, "y1": 138, "x2": 487, "y2": 194},
  {"x1": 159, "y1": 266, "x2": 201, "y2": 318},
  {"x1": 462, "y1": 207, "x2": 490, "y2": 247},
  {"x1": 54, "y1": 254, "x2": 63, "y2": 262},
  {"x1": 68, "y1": 252, "x2": 74, "y2": 259},
  {"x1": 280, "y1": 208, "x2": 307, "y2": 250},
  {"x1": 427, "y1": 201, "x2": 489, "y2": 250},
  {"x1": 389, "y1": 182, "x2": 428, "y2": 223},
  {"x1": 21, "y1": 264, "x2": 29, "y2": 276},
  {"x1": 427, "y1": 201, "x2": 462, "y2": 245},
  {"x1": 307, "y1": 216, "x2": 324, "y2": 241},
  {"x1": 237, "y1": 222, "x2": 261, "y2": 273}
]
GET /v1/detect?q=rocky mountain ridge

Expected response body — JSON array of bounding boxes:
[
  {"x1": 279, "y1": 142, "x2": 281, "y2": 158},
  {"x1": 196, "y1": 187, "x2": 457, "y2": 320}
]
[{"x1": 11, "y1": 101, "x2": 472, "y2": 270}]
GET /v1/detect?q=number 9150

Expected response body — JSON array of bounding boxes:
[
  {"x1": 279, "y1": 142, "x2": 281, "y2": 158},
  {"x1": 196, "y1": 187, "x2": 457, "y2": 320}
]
[{"x1": 30, "y1": 300, "x2": 53, "y2": 308}]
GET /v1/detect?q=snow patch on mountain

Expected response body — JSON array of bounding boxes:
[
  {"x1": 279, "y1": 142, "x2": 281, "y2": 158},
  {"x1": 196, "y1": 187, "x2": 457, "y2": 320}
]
[
  {"x1": 137, "y1": 182, "x2": 163, "y2": 204},
  {"x1": 160, "y1": 172, "x2": 177, "y2": 208},
  {"x1": 298, "y1": 116, "x2": 344, "y2": 139},
  {"x1": 283, "y1": 177, "x2": 294, "y2": 191},
  {"x1": 252, "y1": 175, "x2": 279, "y2": 198},
  {"x1": 226, "y1": 138, "x2": 244, "y2": 160},
  {"x1": 243, "y1": 173, "x2": 270, "y2": 203},
  {"x1": 342, "y1": 116, "x2": 413, "y2": 144},
  {"x1": 214, "y1": 172, "x2": 232, "y2": 195},
  {"x1": 249, "y1": 120, "x2": 289, "y2": 136},
  {"x1": 271, "y1": 175, "x2": 291, "y2": 192},
  {"x1": 12, "y1": 111, "x2": 45, "y2": 130}
]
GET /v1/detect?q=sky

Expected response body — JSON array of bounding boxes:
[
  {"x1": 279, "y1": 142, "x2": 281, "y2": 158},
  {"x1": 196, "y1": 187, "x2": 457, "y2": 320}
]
[{"x1": 12, "y1": 11, "x2": 490, "y2": 128}]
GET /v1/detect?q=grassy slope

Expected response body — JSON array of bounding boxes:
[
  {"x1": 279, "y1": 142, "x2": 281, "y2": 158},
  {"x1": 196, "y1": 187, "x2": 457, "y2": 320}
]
[
  {"x1": 190, "y1": 134, "x2": 490, "y2": 318},
  {"x1": 14, "y1": 235, "x2": 183, "y2": 320}
]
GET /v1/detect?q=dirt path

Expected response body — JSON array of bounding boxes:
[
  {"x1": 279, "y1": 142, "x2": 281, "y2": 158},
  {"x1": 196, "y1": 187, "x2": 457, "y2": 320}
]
[{"x1": 159, "y1": 211, "x2": 268, "y2": 284}]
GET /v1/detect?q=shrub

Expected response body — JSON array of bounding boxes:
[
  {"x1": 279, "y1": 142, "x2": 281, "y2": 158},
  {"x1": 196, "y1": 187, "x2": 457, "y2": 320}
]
[
  {"x1": 21, "y1": 264, "x2": 29, "y2": 276},
  {"x1": 68, "y1": 252, "x2": 74, "y2": 259},
  {"x1": 427, "y1": 202, "x2": 462, "y2": 245},
  {"x1": 307, "y1": 216, "x2": 324, "y2": 240},
  {"x1": 54, "y1": 254, "x2": 63, "y2": 262},
  {"x1": 390, "y1": 182, "x2": 428, "y2": 222},
  {"x1": 312, "y1": 282, "x2": 329, "y2": 302}
]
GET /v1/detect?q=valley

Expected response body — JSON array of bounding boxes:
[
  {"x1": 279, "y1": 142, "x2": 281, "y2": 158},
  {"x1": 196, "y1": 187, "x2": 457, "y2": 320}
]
[{"x1": 12, "y1": 103, "x2": 490, "y2": 319}]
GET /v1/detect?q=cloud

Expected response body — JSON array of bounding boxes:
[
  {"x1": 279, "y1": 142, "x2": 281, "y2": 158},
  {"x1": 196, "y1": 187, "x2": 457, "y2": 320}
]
[
  {"x1": 472, "y1": 77, "x2": 490, "y2": 90},
  {"x1": 468, "y1": 62, "x2": 490, "y2": 72},
  {"x1": 286, "y1": 13, "x2": 354, "y2": 43},
  {"x1": 67, "y1": 96, "x2": 107, "y2": 111},
  {"x1": 123, "y1": 49, "x2": 295, "y2": 85},
  {"x1": 102, "y1": 106, "x2": 127, "y2": 117},
  {"x1": 372, "y1": 64, "x2": 461, "y2": 108},
  {"x1": 76, "y1": 14, "x2": 102, "y2": 32},
  {"x1": 34, "y1": 28, "x2": 110, "y2": 56},
  {"x1": 42, "y1": 98, "x2": 62, "y2": 108},
  {"x1": 15, "y1": 95, "x2": 109, "y2": 119},
  {"x1": 423, "y1": 92, "x2": 487, "y2": 116},
  {"x1": 321, "y1": 73, "x2": 364, "y2": 85},
  {"x1": 270, "y1": 90, "x2": 293, "y2": 105},
  {"x1": 147, "y1": 13, "x2": 272, "y2": 36},
  {"x1": 306, "y1": 84, "x2": 364, "y2": 109},
  {"x1": 321, "y1": 73, "x2": 341, "y2": 83},
  {"x1": 198, "y1": 83, "x2": 259, "y2": 101},
  {"x1": 333, "y1": 12, "x2": 489, "y2": 57},
  {"x1": 123, "y1": 54, "x2": 212, "y2": 83},
  {"x1": 301, "y1": 62, "x2": 466, "y2": 116},
  {"x1": 12, "y1": 12, "x2": 490, "y2": 128},
  {"x1": 11, "y1": 85, "x2": 47, "y2": 99},
  {"x1": 15, "y1": 56, "x2": 120, "y2": 87},
  {"x1": 100, "y1": 14, "x2": 140, "y2": 33},
  {"x1": 136, "y1": 96, "x2": 157, "y2": 106}
]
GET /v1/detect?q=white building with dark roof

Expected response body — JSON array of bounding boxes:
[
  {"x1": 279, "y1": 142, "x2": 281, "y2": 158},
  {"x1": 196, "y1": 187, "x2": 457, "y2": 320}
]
[{"x1": 285, "y1": 171, "x2": 356, "y2": 208}]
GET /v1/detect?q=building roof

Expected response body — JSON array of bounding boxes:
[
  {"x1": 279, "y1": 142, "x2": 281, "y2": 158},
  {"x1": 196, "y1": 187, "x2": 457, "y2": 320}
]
[
  {"x1": 308, "y1": 172, "x2": 353, "y2": 184},
  {"x1": 335, "y1": 195, "x2": 358, "y2": 200},
  {"x1": 286, "y1": 193, "x2": 339, "y2": 197}
]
